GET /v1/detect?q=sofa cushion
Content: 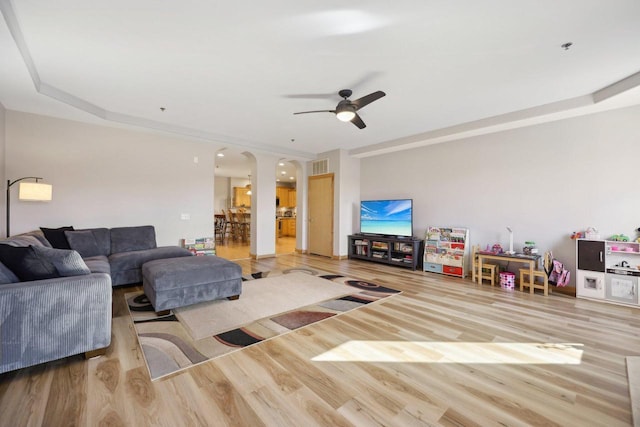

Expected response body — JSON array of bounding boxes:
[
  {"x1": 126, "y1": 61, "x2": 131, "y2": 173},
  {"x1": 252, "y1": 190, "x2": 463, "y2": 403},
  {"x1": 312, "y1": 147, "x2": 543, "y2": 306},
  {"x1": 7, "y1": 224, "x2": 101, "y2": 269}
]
[
  {"x1": 110, "y1": 225, "x2": 157, "y2": 253},
  {"x1": 83, "y1": 256, "x2": 111, "y2": 275},
  {"x1": 0, "y1": 244, "x2": 59, "y2": 281},
  {"x1": 32, "y1": 246, "x2": 91, "y2": 277},
  {"x1": 0, "y1": 262, "x2": 19, "y2": 284},
  {"x1": 65, "y1": 230, "x2": 102, "y2": 257},
  {"x1": 40, "y1": 226, "x2": 74, "y2": 249}
]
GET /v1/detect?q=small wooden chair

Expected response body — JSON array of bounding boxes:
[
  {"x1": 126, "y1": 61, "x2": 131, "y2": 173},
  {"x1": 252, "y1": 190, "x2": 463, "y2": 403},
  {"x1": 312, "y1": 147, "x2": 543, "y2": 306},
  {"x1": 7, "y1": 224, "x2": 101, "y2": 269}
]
[
  {"x1": 519, "y1": 251, "x2": 551, "y2": 296},
  {"x1": 519, "y1": 269, "x2": 549, "y2": 295},
  {"x1": 472, "y1": 245, "x2": 498, "y2": 286}
]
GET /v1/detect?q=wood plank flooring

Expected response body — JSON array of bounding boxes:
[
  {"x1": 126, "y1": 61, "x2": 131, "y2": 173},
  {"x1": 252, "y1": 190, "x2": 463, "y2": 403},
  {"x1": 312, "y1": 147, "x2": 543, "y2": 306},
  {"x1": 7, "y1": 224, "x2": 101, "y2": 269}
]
[
  {"x1": 215, "y1": 236, "x2": 296, "y2": 260},
  {"x1": 1, "y1": 254, "x2": 639, "y2": 426}
]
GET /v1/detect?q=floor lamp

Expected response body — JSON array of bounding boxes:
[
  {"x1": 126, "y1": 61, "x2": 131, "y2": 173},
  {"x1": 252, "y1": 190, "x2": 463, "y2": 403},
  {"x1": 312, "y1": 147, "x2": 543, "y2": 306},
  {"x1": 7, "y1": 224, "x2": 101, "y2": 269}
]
[{"x1": 6, "y1": 177, "x2": 52, "y2": 237}]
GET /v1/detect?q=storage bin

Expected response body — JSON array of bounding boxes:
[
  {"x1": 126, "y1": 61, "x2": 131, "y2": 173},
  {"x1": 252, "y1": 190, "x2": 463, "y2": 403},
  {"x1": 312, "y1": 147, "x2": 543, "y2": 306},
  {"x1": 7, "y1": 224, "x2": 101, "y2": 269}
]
[{"x1": 500, "y1": 272, "x2": 516, "y2": 290}]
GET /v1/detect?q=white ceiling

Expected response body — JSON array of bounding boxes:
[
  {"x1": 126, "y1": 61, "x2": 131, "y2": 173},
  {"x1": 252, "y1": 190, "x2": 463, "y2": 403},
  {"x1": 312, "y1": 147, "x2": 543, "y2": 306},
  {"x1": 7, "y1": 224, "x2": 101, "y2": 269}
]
[{"x1": 2, "y1": 1, "x2": 640, "y2": 175}]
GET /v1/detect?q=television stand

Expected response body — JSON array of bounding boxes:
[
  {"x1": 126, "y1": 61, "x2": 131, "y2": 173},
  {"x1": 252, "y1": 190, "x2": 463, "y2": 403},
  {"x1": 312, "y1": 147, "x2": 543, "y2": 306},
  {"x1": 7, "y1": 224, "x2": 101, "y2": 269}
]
[{"x1": 348, "y1": 235, "x2": 423, "y2": 271}]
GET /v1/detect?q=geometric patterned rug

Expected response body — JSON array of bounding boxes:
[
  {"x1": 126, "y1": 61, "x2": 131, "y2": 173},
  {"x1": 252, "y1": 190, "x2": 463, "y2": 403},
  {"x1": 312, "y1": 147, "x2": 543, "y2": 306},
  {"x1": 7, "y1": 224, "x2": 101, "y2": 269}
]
[{"x1": 125, "y1": 266, "x2": 400, "y2": 381}]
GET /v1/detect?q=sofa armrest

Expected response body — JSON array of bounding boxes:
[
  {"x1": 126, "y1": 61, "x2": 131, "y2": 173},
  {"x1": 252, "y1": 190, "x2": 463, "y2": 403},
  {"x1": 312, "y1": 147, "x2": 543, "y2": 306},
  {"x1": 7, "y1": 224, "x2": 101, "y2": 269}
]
[{"x1": 0, "y1": 273, "x2": 112, "y2": 373}]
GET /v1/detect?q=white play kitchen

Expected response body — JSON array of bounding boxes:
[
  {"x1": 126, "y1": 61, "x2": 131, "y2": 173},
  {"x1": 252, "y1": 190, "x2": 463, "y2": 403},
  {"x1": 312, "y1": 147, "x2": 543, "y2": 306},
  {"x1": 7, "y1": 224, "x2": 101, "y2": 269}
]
[{"x1": 576, "y1": 239, "x2": 640, "y2": 306}]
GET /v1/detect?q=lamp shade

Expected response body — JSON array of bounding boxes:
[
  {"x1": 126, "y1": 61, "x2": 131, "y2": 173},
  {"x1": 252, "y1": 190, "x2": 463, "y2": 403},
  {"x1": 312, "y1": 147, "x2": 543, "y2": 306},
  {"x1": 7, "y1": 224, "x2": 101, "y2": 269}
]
[{"x1": 18, "y1": 182, "x2": 52, "y2": 201}]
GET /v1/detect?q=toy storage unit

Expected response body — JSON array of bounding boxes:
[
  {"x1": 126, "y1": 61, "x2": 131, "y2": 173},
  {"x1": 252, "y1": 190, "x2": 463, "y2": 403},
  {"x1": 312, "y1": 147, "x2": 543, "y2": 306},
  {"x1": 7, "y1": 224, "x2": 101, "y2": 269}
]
[
  {"x1": 576, "y1": 239, "x2": 640, "y2": 307},
  {"x1": 423, "y1": 227, "x2": 470, "y2": 278}
]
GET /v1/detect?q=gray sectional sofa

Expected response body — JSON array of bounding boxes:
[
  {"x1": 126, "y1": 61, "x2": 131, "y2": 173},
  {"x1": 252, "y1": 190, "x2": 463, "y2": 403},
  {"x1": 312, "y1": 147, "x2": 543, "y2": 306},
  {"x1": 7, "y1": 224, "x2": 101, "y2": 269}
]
[{"x1": 0, "y1": 225, "x2": 192, "y2": 374}]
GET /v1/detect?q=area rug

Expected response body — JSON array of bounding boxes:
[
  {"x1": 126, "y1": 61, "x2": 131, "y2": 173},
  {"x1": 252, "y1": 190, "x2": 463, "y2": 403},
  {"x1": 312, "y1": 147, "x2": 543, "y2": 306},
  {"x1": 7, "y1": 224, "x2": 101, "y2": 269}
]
[{"x1": 125, "y1": 267, "x2": 400, "y2": 380}]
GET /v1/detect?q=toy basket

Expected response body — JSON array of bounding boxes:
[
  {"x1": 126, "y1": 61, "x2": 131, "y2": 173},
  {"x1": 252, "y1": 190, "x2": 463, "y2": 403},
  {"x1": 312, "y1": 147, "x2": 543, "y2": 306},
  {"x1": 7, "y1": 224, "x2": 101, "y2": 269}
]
[{"x1": 500, "y1": 272, "x2": 516, "y2": 290}]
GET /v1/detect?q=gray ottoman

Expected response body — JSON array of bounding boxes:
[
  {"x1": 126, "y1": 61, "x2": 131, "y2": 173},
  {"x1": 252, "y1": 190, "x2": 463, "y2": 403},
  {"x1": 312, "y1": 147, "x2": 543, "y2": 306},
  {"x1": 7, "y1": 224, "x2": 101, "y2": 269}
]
[{"x1": 142, "y1": 256, "x2": 242, "y2": 312}]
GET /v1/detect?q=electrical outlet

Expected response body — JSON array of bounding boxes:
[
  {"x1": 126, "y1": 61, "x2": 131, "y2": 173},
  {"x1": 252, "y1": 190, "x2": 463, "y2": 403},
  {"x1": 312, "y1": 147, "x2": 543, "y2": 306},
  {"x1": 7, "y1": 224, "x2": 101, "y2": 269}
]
[
  {"x1": 180, "y1": 213, "x2": 190, "y2": 220},
  {"x1": 193, "y1": 156, "x2": 199, "y2": 163}
]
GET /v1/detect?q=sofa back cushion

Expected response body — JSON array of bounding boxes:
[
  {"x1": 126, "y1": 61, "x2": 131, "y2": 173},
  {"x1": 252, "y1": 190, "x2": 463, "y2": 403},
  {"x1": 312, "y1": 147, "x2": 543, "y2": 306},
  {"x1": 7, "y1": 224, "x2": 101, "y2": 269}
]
[
  {"x1": 110, "y1": 225, "x2": 157, "y2": 253},
  {"x1": 0, "y1": 233, "x2": 50, "y2": 248},
  {"x1": 65, "y1": 228, "x2": 111, "y2": 257}
]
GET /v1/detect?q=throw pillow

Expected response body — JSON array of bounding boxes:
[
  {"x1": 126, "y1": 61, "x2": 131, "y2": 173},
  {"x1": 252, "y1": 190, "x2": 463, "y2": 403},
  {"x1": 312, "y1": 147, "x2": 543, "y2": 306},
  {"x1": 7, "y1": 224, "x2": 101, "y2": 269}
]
[
  {"x1": 31, "y1": 246, "x2": 91, "y2": 277},
  {"x1": 0, "y1": 244, "x2": 59, "y2": 281},
  {"x1": 64, "y1": 230, "x2": 102, "y2": 258},
  {"x1": 40, "y1": 226, "x2": 75, "y2": 249}
]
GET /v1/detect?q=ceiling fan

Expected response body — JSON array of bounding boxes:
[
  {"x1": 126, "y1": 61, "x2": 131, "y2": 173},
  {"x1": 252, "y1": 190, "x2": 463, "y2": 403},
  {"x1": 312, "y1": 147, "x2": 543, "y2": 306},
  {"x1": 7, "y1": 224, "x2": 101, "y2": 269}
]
[{"x1": 293, "y1": 89, "x2": 386, "y2": 129}]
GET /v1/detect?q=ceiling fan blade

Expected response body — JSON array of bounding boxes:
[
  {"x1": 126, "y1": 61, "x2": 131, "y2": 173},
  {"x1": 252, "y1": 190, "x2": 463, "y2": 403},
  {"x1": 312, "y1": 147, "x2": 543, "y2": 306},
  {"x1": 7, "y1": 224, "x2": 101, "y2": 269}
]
[
  {"x1": 293, "y1": 110, "x2": 336, "y2": 115},
  {"x1": 284, "y1": 93, "x2": 335, "y2": 99},
  {"x1": 352, "y1": 91, "x2": 386, "y2": 110},
  {"x1": 351, "y1": 113, "x2": 366, "y2": 129}
]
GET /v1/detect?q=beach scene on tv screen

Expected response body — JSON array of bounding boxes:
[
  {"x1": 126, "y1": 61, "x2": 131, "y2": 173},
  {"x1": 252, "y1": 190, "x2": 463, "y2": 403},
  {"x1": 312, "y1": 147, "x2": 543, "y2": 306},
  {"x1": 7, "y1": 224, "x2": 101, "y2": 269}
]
[{"x1": 361, "y1": 199, "x2": 412, "y2": 236}]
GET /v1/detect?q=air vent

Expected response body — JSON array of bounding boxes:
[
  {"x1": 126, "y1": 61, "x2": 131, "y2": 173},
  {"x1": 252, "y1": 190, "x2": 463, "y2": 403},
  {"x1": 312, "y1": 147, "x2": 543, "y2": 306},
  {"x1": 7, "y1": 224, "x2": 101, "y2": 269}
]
[{"x1": 311, "y1": 158, "x2": 329, "y2": 175}]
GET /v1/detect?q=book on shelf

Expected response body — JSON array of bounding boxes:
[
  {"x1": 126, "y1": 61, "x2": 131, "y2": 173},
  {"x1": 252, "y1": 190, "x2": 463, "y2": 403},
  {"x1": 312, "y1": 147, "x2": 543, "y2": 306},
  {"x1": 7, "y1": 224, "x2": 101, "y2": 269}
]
[
  {"x1": 181, "y1": 237, "x2": 216, "y2": 256},
  {"x1": 355, "y1": 246, "x2": 369, "y2": 256}
]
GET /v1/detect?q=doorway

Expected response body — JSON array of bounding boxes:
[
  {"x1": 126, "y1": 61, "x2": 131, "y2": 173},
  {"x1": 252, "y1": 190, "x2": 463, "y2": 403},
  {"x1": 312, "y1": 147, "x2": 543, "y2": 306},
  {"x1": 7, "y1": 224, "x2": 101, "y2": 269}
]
[
  {"x1": 214, "y1": 149, "x2": 252, "y2": 260},
  {"x1": 276, "y1": 160, "x2": 297, "y2": 255},
  {"x1": 308, "y1": 173, "x2": 334, "y2": 257}
]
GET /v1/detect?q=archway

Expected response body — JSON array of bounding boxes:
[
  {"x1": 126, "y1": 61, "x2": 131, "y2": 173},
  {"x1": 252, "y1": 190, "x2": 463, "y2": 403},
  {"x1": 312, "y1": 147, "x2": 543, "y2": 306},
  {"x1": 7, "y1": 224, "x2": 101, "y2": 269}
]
[
  {"x1": 275, "y1": 159, "x2": 303, "y2": 255},
  {"x1": 213, "y1": 148, "x2": 254, "y2": 260}
]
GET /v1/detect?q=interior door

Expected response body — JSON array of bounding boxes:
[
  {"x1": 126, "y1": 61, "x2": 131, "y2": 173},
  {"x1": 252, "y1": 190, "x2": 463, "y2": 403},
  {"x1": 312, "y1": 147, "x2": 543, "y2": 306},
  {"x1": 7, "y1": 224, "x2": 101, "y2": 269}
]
[{"x1": 308, "y1": 173, "x2": 334, "y2": 257}]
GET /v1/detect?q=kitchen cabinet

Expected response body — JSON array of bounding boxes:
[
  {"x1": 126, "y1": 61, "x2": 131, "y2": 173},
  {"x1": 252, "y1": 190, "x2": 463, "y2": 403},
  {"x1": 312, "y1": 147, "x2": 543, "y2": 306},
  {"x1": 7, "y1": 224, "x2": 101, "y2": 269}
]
[
  {"x1": 576, "y1": 239, "x2": 640, "y2": 307},
  {"x1": 233, "y1": 187, "x2": 251, "y2": 207},
  {"x1": 276, "y1": 187, "x2": 296, "y2": 207},
  {"x1": 276, "y1": 187, "x2": 288, "y2": 206},
  {"x1": 281, "y1": 218, "x2": 296, "y2": 237},
  {"x1": 287, "y1": 189, "x2": 297, "y2": 207}
]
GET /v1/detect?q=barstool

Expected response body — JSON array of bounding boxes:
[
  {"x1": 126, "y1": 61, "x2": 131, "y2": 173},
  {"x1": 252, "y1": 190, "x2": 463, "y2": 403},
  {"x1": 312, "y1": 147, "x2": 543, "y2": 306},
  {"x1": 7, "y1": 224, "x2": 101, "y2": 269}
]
[
  {"x1": 229, "y1": 211, "x2": 241, "y2": 240},
  {"x1": 238, "y1": 211, "x2": 250, "y2": 242},
  {"x1": 222, "y1": 209, "x2": 235, "y2": 241},
  {"x1": 214, "y1": 215, "x2": 226, "y2": 242}
]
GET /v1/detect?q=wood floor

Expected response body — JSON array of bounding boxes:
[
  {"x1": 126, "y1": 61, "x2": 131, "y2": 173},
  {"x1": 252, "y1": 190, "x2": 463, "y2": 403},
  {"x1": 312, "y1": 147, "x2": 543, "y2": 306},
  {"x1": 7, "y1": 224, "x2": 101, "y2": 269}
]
[
  {"x1": 1, "y1": 254, "x2": 638, "y2": 426},
  {"x1": 215, "y1": 236, "x2": 296, "y2": 260}
]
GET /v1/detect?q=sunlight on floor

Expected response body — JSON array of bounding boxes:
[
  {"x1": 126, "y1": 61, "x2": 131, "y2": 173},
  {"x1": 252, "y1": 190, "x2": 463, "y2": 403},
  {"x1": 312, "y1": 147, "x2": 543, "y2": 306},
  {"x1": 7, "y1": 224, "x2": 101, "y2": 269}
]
[{"x1": 312, "y1": 341, "x2": 584, "y2": 364}]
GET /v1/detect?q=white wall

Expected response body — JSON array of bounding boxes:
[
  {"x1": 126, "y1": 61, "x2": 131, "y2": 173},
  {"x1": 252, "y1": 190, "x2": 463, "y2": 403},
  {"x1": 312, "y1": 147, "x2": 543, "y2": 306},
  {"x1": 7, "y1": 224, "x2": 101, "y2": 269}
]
[
  {"x1": 5, "y1": 111, "x2": 219, "y2": 246},
  {"x1": 338, "y1": 150, "x2": 360, "y2": 256},
  {"x1": 360, "y1": 104, "x2": 640, "y2": 288},
  {"x1": 214, "y1": 176, "x2": 230, "y2": 212}
]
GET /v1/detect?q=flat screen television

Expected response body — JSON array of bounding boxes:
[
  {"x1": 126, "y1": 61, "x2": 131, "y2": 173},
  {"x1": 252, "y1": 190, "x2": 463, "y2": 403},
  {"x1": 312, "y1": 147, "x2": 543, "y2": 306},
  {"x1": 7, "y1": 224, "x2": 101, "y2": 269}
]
[{"x1": 360, "y1": 199, "x2": 413, "y2": 238}]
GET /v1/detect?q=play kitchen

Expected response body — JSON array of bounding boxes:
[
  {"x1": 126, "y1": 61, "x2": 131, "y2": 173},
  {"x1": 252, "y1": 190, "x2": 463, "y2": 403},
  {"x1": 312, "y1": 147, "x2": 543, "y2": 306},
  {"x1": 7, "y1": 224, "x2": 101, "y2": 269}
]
[{"x1": 576, "y1": 239, "x2": 640, "y2": 306}]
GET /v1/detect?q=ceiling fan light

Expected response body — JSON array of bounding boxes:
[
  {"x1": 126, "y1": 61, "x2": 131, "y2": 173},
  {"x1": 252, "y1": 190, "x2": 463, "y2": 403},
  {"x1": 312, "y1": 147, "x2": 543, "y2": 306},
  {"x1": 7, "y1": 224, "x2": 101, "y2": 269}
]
[{"x1": 336, "y1": 110, "x2": 356, "y2": 122}]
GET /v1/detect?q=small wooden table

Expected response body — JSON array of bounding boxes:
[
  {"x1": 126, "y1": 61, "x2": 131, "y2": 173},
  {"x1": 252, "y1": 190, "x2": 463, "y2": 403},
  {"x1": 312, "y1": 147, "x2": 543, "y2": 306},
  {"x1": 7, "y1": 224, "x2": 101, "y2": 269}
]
[{"x1": 476, "y1": 252, "x2": 541, "y2": 293}]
